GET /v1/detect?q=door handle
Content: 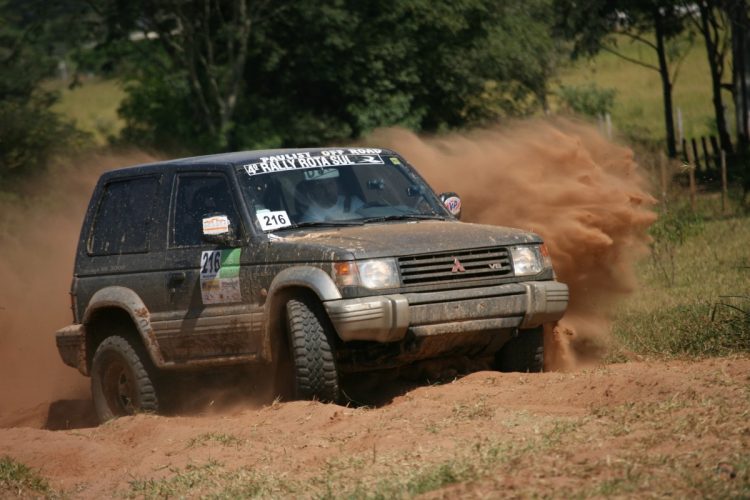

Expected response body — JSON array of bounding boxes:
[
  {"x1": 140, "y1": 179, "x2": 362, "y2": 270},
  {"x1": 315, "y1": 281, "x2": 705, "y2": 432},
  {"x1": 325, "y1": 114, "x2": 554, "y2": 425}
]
[{"x1": 168, "y1": 272, "x2": 186, "y2": 286}]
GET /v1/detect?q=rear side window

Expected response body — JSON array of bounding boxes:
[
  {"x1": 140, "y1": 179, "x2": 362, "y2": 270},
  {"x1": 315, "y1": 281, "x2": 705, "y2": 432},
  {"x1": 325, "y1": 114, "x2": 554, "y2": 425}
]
[
  {"x1": 88, "y1": 176, "x2": 160, "y2": 255},
  {"x1": 171, "y1": 174, "x2": 241, "y2": 247}
]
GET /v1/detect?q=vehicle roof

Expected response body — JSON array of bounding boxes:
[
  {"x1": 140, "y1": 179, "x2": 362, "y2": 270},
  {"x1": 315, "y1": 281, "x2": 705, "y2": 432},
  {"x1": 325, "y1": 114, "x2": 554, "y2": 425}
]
[{"x1": 100, "y1": 147, "x2": 398, "y2": 179}]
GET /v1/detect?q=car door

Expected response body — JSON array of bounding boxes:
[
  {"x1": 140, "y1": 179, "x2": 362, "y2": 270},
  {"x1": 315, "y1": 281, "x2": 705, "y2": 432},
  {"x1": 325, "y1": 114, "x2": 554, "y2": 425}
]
[{"x1": 150, "y1": 171, "x2": 260, "y2": 364}]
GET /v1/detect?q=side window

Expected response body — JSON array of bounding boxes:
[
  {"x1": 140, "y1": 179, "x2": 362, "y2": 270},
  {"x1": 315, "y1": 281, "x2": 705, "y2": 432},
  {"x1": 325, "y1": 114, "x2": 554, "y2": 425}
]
[
  {"x1": 88, "y1": 177, "x2": 160, "y2": 256},
  {"x1": 172, "y1": 175, "x2": 241, "y2": 247}
]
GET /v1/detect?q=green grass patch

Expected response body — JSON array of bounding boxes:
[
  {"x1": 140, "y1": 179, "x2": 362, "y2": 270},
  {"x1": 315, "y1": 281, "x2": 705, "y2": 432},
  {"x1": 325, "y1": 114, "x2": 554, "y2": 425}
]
[
  {"x1": 126, "y1": 420, "x2": 582, "y2": 499},
  {"x1": 127, "y1": 460, "x2": 294, "y2": 499},
  {"x1": 612, "y1": 208, "x2": 750, "y2": 359},
  {"x1": 574, "y1": 387, "x2": 750, "y2": 498},
  {"x1": 186, "y1": 432, "x2": 245, "y2": 448},
  {"x1": 0, "y1": 456, "x2": 53, "y2": 497},
  {"x1": 583, "y1": 452, "x2": 750, "y2": 499}
]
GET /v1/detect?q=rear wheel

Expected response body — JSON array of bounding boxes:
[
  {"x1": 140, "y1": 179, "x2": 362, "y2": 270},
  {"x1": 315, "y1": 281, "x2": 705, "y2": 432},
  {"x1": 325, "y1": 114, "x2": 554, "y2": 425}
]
[
  {"x1": 494, "y1": 326, "x2": 544, "y2": 373},
  {"x1": 286, "y1": 297, "x2": 341, "y2": 403},
  {"x1": 91, "y1": 335, "x2": 159, "y2": 423}
]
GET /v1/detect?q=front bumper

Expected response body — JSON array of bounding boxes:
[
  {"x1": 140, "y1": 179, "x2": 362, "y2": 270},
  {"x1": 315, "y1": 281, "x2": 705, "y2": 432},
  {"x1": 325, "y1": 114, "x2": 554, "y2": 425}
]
[
  {"x1": 324, "y1": 280, "x2": 568, "y2": 343},
  {"x1": 55, "y1": 324, "x2": 87, "y2": 375}
]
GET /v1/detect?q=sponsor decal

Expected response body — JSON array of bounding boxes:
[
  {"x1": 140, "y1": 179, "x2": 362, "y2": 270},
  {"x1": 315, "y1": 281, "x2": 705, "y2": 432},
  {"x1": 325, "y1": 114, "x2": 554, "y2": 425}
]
[
  {"x1": 443, "y1": 196, "x2": 461, "y2": 216},
  {"x1": 202, "y1": 215, "x2": 230, "y2": 235},
  {"x1": 451, "y1": 257, "x2": 466, "y2": 273},
  {"x1": 200, "y1": 249, "x2": 242, "y2": 304},
  {"x1": 242, "y1": 149, "x2": 384, "y2": 176}
]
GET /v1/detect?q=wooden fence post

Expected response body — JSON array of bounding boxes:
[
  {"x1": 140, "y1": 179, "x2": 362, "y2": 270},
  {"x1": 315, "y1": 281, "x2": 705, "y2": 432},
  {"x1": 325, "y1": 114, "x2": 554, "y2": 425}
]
[
  {"x1": 688, "y1": 162, "x2": 697, "y2": 211},
  {"x1": 701, "y1": 136, "x2": 711, "y2": 170},
  {"x1": 721, "y1": 150, "x2": 728, "y2": 213},
  {"x1": 710, "y1": 136, "x2": 721, "y2": 166},
  {"x1": 691, "y1": 138, "x2": 701, "y2": 171}
]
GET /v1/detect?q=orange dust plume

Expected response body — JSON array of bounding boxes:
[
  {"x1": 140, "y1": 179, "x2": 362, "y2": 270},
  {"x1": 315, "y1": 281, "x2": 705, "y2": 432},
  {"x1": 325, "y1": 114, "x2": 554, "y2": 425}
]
[
  {"x1": 0, "y1": 150, "x2": 159, "y2": 419},
  {"x1": 364, "y1": 119, "x2": 657, "y2": 370}
]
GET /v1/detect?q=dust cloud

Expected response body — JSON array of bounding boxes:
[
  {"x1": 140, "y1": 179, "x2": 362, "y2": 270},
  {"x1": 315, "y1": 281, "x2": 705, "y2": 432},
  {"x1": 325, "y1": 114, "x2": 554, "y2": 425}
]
[
  {"x1": 365, "y1": 119, "x2": 657, "y2": 370},
  {"x1": 0, "y1": 151, "x2": 158, "y2": 419}
]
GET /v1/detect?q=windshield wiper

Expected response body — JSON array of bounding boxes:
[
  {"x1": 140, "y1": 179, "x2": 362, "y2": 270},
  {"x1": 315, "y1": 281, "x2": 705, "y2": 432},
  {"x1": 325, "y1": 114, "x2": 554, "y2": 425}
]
[
  {"x1": 276, "y1": 220, "x2": 364, "y2": 231},
  {"x1": 361, "y1": 214, "x2": 445, "y2": 223}
]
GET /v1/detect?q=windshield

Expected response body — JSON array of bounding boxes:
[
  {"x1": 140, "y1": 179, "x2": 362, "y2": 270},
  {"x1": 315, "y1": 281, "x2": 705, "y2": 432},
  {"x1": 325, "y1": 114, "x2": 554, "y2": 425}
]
[{"x1": 236, "y1": 149, "x2": 448, "y2": 232}]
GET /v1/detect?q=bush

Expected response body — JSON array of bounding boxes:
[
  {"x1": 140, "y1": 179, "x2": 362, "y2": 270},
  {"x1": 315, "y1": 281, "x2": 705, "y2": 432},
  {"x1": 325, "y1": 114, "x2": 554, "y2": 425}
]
[
  {"x1": 0, "y1": 91, "x2": 86, "y2": 184},
  {"x1": 648, "y1": 205, "x2": 704, "y2": 286},
  {"x1": 557, "y1": 83, "x2": 616, "y2": 118}
]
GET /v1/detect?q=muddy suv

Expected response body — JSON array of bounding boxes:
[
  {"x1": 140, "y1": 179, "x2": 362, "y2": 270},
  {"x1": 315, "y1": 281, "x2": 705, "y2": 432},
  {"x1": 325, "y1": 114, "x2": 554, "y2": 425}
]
[{"x1": 55, "y1": 148, "x2": 568, "y2": 422}]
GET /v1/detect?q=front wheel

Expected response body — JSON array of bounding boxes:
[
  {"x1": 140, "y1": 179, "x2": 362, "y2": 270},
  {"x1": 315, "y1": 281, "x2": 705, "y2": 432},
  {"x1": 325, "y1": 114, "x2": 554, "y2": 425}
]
[
  {"x1": 286, "y1": 297, "x2": 341, "y2": 403},
  {"x1": 494, "y1": 326, "x2": 544, "y2": 373},
  {"x1": 91, "y1": 335, "x2": 159, "y2": 423}
]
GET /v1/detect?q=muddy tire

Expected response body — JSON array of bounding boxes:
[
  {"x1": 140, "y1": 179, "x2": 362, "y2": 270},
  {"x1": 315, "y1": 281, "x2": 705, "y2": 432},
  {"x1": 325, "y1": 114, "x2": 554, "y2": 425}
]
[
  {"x1": 494, "y1": 327, "x2": 544, "y2": 373},
  {"x1": 286, "y1": 297, "x2": 341, "y2": 403},
  {"x1": 91, "y1": 335, "x2": 159, "y2": 423}
]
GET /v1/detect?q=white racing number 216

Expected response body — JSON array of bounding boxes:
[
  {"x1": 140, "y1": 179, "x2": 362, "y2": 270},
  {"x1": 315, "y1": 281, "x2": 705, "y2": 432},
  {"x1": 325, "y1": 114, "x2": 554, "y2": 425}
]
[{"x1": 256, "y1": 210, "x2": 292, "y2": 231}]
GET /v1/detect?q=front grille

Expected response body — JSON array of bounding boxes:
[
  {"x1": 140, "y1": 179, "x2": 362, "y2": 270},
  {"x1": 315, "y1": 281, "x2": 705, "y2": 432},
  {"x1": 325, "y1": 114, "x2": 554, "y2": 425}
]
[{"x1": 398, "y1": 247, "x2": 512, "y2": 285}]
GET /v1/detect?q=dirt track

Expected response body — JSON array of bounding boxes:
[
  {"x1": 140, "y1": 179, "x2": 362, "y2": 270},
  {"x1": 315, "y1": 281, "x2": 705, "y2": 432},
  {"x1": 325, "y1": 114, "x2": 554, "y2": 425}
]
[
  {"x1": 2, "y1": 357, "x2": 748, "y2": 498},
  {"x1": 0, "y1": 132, "x2": 742, "y2": 497}
]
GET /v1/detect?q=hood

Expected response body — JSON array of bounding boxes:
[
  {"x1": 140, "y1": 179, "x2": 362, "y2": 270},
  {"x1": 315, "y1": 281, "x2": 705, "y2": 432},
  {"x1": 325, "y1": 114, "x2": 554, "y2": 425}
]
[{"x1": 266, "y1": 220, "x2": 541, "y2": 260}]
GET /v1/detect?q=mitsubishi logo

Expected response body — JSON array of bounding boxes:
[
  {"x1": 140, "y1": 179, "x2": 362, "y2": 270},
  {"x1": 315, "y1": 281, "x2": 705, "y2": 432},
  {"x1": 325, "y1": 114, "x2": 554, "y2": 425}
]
[{"x1": 451, "y1": 257, "x2": 466, "y2": 273}]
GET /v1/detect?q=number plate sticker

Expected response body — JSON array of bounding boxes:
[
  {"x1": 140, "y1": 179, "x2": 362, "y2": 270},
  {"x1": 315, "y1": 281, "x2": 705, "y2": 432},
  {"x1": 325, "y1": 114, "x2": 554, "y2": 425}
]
[
  {"x1": 256, "y1": 210, "x2": 291, "y2": 231},
  {"x1": 200, "y1": 249, "x2": 242, "y2": 304}
]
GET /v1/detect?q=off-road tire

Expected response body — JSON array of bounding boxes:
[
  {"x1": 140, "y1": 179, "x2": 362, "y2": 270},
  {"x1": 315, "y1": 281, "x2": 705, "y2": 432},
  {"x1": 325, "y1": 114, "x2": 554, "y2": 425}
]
[
  {"x1": 494, "y1": 326, "x2": 544, "y2": 373},
  {"x1": 286, "y1": 298, "x2": 341, "y2": 403},
  {"x1": 91, "y1": 335, "x2": 159, "y2": 423}
]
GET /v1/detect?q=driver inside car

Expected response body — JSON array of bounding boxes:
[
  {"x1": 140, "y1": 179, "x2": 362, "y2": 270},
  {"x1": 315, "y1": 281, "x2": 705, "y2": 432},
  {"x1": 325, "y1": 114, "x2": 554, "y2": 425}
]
[{"x1": 298, "y1": 168, "x2": 363, "y2": 222}]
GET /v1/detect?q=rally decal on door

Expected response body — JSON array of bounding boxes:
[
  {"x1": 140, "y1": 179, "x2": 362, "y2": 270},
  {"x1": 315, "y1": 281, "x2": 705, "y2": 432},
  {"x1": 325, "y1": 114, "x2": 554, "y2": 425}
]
[{"x1": 199, "y1": 249, "x2": 242, "y2": 304}]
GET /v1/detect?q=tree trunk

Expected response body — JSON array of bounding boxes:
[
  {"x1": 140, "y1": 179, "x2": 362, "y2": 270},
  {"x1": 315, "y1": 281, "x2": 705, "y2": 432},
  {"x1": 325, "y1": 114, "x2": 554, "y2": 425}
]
[
  {"x1": 654, "y1": 8, "x2": 677, "y2": 158},
  {"x1": 729, "y1": 0, "x2": 749, "y2": 149},
  {"x1": 700, "y1": 2, "x2": 734, "y2": 154}
]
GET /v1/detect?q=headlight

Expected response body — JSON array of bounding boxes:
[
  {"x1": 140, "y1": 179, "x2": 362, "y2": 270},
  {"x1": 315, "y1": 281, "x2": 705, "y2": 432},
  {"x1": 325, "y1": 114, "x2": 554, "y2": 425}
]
[
  {"x1": 510, "y1": 245, "x2": 550, "y2": 276},
  {"x1": 333, "y1": 258, "x2": 400, "y2": 289}
]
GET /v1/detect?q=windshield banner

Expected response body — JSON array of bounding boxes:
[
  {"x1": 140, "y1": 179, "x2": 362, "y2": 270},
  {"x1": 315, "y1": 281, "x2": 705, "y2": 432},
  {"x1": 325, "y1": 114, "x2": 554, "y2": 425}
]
[{"x1": 241, "y1": 149, "x2": 384, "y2": 176}]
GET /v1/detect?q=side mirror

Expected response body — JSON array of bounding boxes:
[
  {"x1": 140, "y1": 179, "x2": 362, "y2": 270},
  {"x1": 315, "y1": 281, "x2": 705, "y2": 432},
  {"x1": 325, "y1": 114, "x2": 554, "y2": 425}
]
[
  {"x1": 439, "y1": 192, "x2": 462, "y2": 219},
  {"x1": 202, "y1": 214, "x2": 238, "y2": 246}
]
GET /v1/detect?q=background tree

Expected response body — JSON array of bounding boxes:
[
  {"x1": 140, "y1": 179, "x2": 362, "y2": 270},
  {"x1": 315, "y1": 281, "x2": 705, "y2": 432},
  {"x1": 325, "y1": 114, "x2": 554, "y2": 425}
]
[
  {"x1": 727, "y1": 0, "x2": 749, "y2": 150},
  {"x1": 87, "y1": 0, "x2": 283, "y2": 151},
  {"x1": 0, "y1": 0, "x2": 84, "y2": 183},
  {"x1": 685, "y1": 0, "x2": 734, "y2": 154},
  {"x1": 555, "y1": 0, "x2": 690, "y2": 157},
  {"x1": 89, "y1": 0, "x2": 559, "y2": 152}
]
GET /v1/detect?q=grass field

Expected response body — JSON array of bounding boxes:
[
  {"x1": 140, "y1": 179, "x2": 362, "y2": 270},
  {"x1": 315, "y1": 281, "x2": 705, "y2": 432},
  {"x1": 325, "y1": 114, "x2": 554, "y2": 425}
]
[
  {"x1": 611, "y1": 190, "x2": 749, "y2": 360},
  {"x1": 48, "y1": 77, "x2": 126, "y2": 145},
  {"x1": 557, "y1": 31, "x2": 729, "y2": 143}
]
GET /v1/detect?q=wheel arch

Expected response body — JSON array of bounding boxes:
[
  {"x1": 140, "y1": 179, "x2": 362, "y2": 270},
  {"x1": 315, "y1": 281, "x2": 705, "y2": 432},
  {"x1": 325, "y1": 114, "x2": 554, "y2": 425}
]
[
  {"x1": 263, "y1": 267, "x2": 341, "y2": 361},
  {"x1": 82, "y1": 286, "x2": 165, "y2": 371}
]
